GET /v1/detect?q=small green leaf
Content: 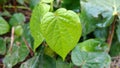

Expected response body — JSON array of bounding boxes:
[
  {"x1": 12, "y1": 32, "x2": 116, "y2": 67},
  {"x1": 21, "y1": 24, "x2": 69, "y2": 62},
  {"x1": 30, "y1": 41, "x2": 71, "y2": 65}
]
[
  {"x1": 30, "y1": 3, "x2": 50, "y2": 51},
  {"x1": 0, "y1": 17, "x2": 10, "y2": 35},
  {"x1": 41, "y1": 8, "x2": 82, "y2": 60},
  {"x1": 71, "y1": 42, "x2": 111, "y2": 68},
  {"x1": 3, "y1": 44, "x2": 29, "y2": 68},
  {"x1": 0, "y1": 38, "x2": 6, "y2": 55},
  {"x1": 0, "y1": 10, "x2": 11, "y2": 17},
  {"x1": 20, "y1": 55, "x2": 56, "y2": 68},
  {"x1": 9, "y1": 13, "x2": 25, "y2": 26},
  {"x1": 14, "y1": 25, "x2": 23, "y2": 37}
]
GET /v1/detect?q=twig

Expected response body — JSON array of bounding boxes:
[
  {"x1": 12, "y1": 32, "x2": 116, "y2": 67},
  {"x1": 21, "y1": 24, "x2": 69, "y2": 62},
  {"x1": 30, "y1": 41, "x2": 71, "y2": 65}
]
[
  {"x1": 107, "y1": 15, "x2": 117, "y2": 52},
  {"x1": 22, "y1": 37, "x2": 34, "y2": 56},
  {"x1": 3, "y1": 5, "x2": 31, "y2": 10},
  {"x1": 3, "y1": 64, "x2": 5, "y2": 68},
  {"x1": 8, "y1": 27, "x2": 15, "y2": 53},
  {"x1": 13, "y1": 0, "x2": 17, "y2": 12}
]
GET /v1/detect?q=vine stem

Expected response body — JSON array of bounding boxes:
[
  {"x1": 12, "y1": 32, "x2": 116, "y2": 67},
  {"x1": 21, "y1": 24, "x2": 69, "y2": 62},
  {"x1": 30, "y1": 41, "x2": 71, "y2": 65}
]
[
  {"x1": 107, "y1": 15, "x2": 117, "y2": 52},
  {"x1": 13, "y1": 0, "x2": 17, "y2": 12},
  {"x1": 8, "y1": 27, "x2": 15, "y2": 53},
  {"x1": 3, "y1": 5, "x2": 30, "y2": 10},
  {"x1": 22, "y1": 37, "x2": 34, "y2": 57}
]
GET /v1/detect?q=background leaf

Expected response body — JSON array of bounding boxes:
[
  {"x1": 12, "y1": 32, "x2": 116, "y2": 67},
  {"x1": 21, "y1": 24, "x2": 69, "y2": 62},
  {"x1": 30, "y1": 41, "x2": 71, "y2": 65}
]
[
  {"x1": 56, "y1": 59, "x2": 73, "y2": 68},
  {"x1": 78, "y1": 39, "x2": 108, "y2": 52},
  {"x1": 0, "y1": 17, "x2": 10, "y2": 35},
  {"x1": 20, "y1": 46, "x2": 56, "y2": 68},
  {"x1": 9, "y1": 13, "x2": 25, "y2": 26},
  {"x1": 110, "y1": 36, "x2": 120, "y2": 57},
  {"x1": 0, "y1": 38, "x2": 6, "y2": 55},
  {"x1": 20, "y1": 55, "x2": 56, "y2": 68},
  {"x1": 61, "y1": 0, "x2": 80, "y2": 12},
  {"x1": 3, "y1": 42, "x2": 29, "y2": 68},
  {"x1": 80, "y1": 1, "x2": 114, "y2": 36},
  {"x1": 116, "y1": 22, "x2": 120, "y2": 42},
  {"x1": 71, "y1": 40, "x2": 111, "y2": 68}
]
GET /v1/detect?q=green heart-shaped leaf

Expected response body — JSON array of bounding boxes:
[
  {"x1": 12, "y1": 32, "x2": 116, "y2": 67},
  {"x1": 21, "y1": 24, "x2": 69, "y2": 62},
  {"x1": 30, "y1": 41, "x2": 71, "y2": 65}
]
[
  {"x1": 41, "y1": 8, "x2": 82, "y2": 60},
  {"x1": 30, "y1": 3, "x2": 50, "y2": 51}
]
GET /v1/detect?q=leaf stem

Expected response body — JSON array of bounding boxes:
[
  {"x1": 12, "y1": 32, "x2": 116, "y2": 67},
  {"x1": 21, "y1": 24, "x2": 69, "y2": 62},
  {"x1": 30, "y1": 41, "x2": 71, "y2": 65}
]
[
  {"x1": 8, "y1": 27, "x2": 15, "y2": 53},
  {"x1": 50, "y1": 1, "x2": 54, "y2": 11},
  {"x1": 107, "y1": 15, "x2": 117, "y2": 52}
]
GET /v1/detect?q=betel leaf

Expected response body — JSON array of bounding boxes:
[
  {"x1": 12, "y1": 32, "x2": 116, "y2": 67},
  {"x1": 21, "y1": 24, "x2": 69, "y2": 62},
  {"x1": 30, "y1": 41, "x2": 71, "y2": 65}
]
[
  {"x1": 3, "y1": 44, "x2": 29, "y2": 68},
  {"x1": 0, "y1": 37, "x2": 6, "y2": 55},
  {"x1": 0, "y1": 17, "x2": 10, "y2": 35},
  {"x1": 9, "y1": 13, "x2": 25, "y2": 26},
  {"x1": 30, "y1": 3, "x2": 50, "y2": 51},
  {"x1": 71, "y1": 39, "x2": 111, "y2": 68},
  {"x1": 41, "y1": 8, "x2": 82, "y2": 60}
]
